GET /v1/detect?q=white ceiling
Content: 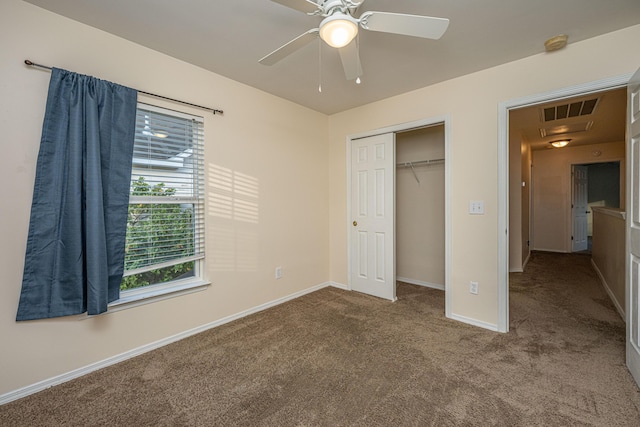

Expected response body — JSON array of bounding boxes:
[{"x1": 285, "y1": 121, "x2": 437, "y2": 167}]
[{"x1": 24, "y1": 0, "x2": 640, "y2": 115}]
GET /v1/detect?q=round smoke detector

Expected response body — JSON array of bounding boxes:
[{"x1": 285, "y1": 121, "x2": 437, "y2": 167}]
[{"x1": 544, "y1": 34, "x2": 568, "y2": 52}]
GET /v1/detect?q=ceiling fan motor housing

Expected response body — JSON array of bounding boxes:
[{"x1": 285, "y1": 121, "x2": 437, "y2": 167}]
[{"x1": 316, "y1": 0, "x2": 362, "y2": 16}]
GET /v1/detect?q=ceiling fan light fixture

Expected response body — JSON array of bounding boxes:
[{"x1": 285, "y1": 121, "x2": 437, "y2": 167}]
[
  {"x1": 319, "y1": 13, "x2": 358, "y2": 48},
  {"x1": 550, "y1": 139, "x2": 571, "y2": 148}
]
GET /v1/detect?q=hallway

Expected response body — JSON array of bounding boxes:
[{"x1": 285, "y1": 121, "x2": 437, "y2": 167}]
[{"x1": 509, "y1": 250, "x2": 639, "y2": 423}]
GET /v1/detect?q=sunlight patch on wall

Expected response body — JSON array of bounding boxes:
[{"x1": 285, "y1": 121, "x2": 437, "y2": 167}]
[
  {"x1": 208, "y1": 164, "x2": 259, "y2": 223},
  {"x1": 208, "y1": 164, "x2": 260, "y2": 272},
  {"x1": 209, "y1": 224, "x2": 258, "y2": 272}
]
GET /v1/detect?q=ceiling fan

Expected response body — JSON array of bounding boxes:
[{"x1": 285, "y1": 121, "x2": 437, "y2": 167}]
[{"x1": 259, "y1": 0, "x2": 450, "y2": 82}]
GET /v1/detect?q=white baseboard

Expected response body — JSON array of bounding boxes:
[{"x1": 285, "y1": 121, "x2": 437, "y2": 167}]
[
  {"x1": 522, "y1": 251, "x2": 531, "y2": 270},
  {"x1": 448, "y1": 312, "x2": 499, "y2": 332},
  {"x1": 396, "y1": 277, "x2": 444, "y2": 291},
  {"x1": 531, "y1": 248, "x2": 567, "y2": 253},
  {"x1": 0, "y1": 281, "x2": 333, "y2": 405},
  {"x1": 329, "y1": 281, "x2": 349, "y2": 290},
  {"x1": 509, "y1": 252, "x2": 531, "y2": 273},
  {"x1": 590, "y1": 259, "x2": 625, "y2": 320}
]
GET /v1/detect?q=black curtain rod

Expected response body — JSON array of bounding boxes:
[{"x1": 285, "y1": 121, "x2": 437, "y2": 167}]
[{"x1": 24, "y1": 60, "x2": 223, "y2": 115}]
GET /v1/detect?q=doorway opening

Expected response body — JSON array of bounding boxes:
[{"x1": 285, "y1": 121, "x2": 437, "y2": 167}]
[
  {"x1": 572, "y1": 161, "x2": 622, "y2": 254},
  {"x1": 499, "y1": 75, "x2": 631, "y2": 332}
]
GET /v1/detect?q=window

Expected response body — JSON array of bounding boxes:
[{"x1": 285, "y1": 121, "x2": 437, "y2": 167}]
[{"x1": 120, "y1": 104, "x2": 205, "y2": 294}]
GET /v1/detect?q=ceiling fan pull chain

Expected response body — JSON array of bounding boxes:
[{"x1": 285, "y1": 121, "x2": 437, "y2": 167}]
[
  {"x1": 356, "y1": 32, "x2": 361, "y2": 84},
  {"x1": 318, "y1": 37, "x2": 323, "y2": 93}
]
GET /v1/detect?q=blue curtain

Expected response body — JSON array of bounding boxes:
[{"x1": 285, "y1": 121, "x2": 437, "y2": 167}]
[{"x1": 16, "y1": 68, "x2": 137, "y2": 321}]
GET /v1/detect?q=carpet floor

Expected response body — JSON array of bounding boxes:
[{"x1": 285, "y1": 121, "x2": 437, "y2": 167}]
[{"x1": 2, "y1": 251, "x2": 640, "y2": 426}]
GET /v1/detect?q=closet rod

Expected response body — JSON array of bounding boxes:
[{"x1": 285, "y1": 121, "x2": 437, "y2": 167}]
[
  {"x1": 24, "y1": 60, "x2": 224, "y2": 115},
  {"x1": 396, "y1": 158, "x2": 445, "y2": 168}
]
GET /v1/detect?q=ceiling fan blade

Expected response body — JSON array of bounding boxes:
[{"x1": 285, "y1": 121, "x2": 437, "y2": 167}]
[
  {"x1": 270, "y1": 0, "x2": 321, "y2": 14},
  {"x1": 359, "y1": 11, "x2": 449, "y2": 40},
  {"x1": 259, "y1": 29, "x2": 319, "y2": 66},
  {"x1": 338, "y1": 40, "x2": 363, "y2": 81}
]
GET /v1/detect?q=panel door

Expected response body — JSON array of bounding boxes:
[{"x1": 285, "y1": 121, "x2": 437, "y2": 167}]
[
  {"x1": 572, "y1": 165, "x2": 589, "y2": 252},
  {"x1": 627, "y1": 66, "x2": 640, "y2": 387},
  {"x1": 350, "y1": 133, "x2": 396, "y2": 301}
]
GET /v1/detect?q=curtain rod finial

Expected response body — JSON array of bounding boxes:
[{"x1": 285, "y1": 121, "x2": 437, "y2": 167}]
[{"x1": 25, "y1": 59, "x2": 34, "y2": 66}]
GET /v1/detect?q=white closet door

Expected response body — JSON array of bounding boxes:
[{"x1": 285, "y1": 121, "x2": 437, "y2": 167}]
[{"x1": 349, "y1": 133, "x2": 396, "y2": 301}]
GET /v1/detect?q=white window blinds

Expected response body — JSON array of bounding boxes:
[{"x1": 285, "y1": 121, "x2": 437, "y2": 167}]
[{"x1": 123, "y1": 105, "x2": 204, "y2": 284}]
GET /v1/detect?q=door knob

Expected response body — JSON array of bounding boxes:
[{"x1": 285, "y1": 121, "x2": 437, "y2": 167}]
[{"x1": 353, "y1": 221, "x2": 358, "y2": 226}]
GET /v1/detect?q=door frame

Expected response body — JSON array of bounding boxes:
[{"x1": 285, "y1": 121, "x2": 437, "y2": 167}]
[
  {"x1": 346, "y1": 115, "x2": 452, "y2": 316},
  {"x1": 571, "y1": 164, "x2": 589, "y2": 253},
  {"x1": 498, "y1": 73, "x2": 633, "y2": 332}
]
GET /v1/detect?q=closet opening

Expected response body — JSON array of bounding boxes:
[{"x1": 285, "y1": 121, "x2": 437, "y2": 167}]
[
  {"x1": 396, "y1": 125, "x2": 446, "y2": 294},
  {"x1": 347, "y1": 116, "x2": 451, "y2": 317}
]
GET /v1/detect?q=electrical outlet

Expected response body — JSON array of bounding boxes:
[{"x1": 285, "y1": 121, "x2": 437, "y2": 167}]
[
  {"x1": 470, "y1": 281, "x2": 479, "y2": 295},
  {"x1": 275, "y1": 267, "x2": 282, "y2": 279}
]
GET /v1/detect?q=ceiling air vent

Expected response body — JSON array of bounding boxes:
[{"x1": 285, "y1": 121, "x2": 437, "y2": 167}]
[{"x1": 542, "y1": 98, "x2": 599, "y2": 122}]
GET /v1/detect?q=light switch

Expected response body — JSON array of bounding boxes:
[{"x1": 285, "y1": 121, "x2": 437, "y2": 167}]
[{"x1": 469, "y1": 200, "x2": 485, "y2": 215}]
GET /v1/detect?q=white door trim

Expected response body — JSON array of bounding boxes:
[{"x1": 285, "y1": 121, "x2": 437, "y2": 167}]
[
  {"x1": 498, "y1": 73, "x2": 633, "y2": 333},
  {"x1": 571, "y1": 164, "x2": 589, "y2": 252},
  {"x1": 346, "y1": 115, "x2": 452, "y2": 317}
]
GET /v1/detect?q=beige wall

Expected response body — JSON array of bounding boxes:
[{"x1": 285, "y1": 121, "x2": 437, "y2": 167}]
[
  {"x1": 329, "y1": 25, "x2": 640, "y2": 327},
  {"x1": 510, "y1": 135, "x2": 532, "y2": 272},
  {"x1": 0, "y1": 1, "x2": 329, "y2": 396},
  {"x1": 508, "y1": 125, "x2": 532, "y2": 272},
  {"x1": 531, "y1": 141, "x2": 625, "y2": 252},
  {"x1": 591, "y1": 208, "x2": 625, "y2": 318},
  {"x1": 508, "y1": 125, "x2": 523, "y2": 271},
  {"x1": 396, "y1": 126, "x2": 445, "y2": 286},
  {"x1": 521, "y1": 141, "x2": 532, "y2": 267}
]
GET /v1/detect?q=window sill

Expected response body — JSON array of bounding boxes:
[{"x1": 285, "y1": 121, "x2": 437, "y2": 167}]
[{"x1": 80, "y1": 279, "x2": 210, "y2": 319}]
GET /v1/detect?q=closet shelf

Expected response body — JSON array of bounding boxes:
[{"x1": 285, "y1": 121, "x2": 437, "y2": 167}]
[
  {"x1": 396, "y1": 158, "x2": 445, "y2": 168},
  {"x1": 396, "y1": 158, "x2": 445, "y2": 184}
]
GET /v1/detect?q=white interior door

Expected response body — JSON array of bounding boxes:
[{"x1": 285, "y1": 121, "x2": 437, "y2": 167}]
[
  {"x1": 627, "y1": 66, "x2": 640, "y2": 387},
  {"x1": 572, "y1": 164, "x2": 589, "y2": 252},
  {"x1": 350, "y1": 133, "x2": 396, "y2": 301}
]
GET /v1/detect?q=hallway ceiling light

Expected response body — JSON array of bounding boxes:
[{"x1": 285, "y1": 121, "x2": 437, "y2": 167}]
[{"x1": 550, "y1": 139, "x2": 571, "y2": 148}]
